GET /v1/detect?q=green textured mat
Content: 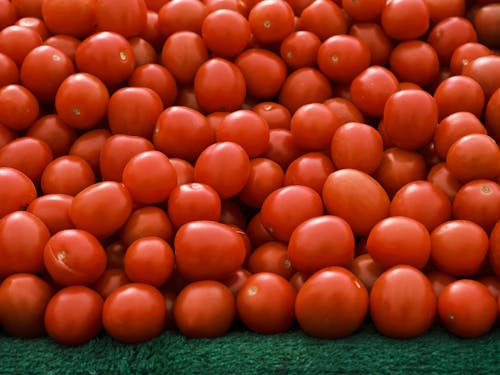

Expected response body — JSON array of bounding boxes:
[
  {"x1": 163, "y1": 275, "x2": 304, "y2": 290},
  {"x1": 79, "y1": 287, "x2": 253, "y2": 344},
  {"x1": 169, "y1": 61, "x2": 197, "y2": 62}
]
[{"x1": 1, "y1": 323, "x2": 499, "y2": 374}]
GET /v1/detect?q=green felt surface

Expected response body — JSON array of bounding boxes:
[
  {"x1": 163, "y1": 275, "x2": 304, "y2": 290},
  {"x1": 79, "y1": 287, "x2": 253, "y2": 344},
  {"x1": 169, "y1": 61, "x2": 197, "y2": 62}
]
[{"x1": 1, "y1": 322, "x2": 499, "y2": 374}]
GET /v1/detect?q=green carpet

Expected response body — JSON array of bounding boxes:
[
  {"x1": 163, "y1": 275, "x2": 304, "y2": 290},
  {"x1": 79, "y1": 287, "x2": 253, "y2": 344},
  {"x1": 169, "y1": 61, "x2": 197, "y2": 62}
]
[{"x1": 1, "y1": 323, "x2": 499, "y2": 374}]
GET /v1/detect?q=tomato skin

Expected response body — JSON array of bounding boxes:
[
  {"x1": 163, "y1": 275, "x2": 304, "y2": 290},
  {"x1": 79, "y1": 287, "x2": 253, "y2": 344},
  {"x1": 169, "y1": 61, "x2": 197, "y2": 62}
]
[
  {"x1": 174, "y1": 280, "x2": 235, "y2": 338},
  {"x1": 295, "y1": 266, "x2": 369, "y2": 339},
  {"x1": 462, "y1": 55, "x2": 500, "y2": 99},
  {"x1": 247, "y1": 241, "x2": 294, "y2": 280},
  {"x1": 299, "y1": 0, "x2": 347, "y2": 42},
  {"x1": 0, "y1": 167, "x2": 37, "y2": 218},
  {"x1": 370, "y1": 265, "x2": 436, "y2": 338},
  {"x1": 349, "y1": 253, "x2": 384, "y2": 292},
  {"x1": 41, "y1": 0, "x2": 97, "y2": 39},
  {"x1": 96, "y1": 0, "x2": 147, "y2": 37},
  {"x1": 174, "y1": 221, "x2": 246, "y2": 281},
  {"x1": 0, "y1": 273, "x2": 54, "y2": 338},
  {"x1": 260, "y1": 185, "x2": 324, "y2": 242},
  {"x1": 41, "y1": 155, "x2": 96, "y2": 196},
  {"x1": 27, "y1": 194, "x2": 74, "y2": 235},
  {"x1": 284, "y1": 152, "x2": 334, "y2": 195},
  {"x1": 43, "y1": 229, "x2": 107, "y2": 286},
  {"x1": 44, "y1": 286, "x2": 103, "y2": 346},
  {"x1": 248, "y1": 0, "x2": 295, "y2": 44},
  {"x1": 103, "y1": 283, "x2": 166, "y2": 343},
  {"x1": 288, "y1": 215, "x2": 355, "y2": 275},
  {"x1": 322, "y1": 169, "x2": 390, "y2": 237},
  {"x1": 236, "y1": 272, "x2": 296, "y2": 334},
  {"x1": 0, "y1": 84, "x2": 39, "y2": 131},
  {"x1": 70, "y1": 181, "x2": 133, "y2": 240},
  {"x1": 91, "y1": 268, "x2": 130, "y2": 299},
  {"x1": 0, "y1": 25, "x2": 42, "y2": 66},
  {"x1": 0, "y1": 211, "x2": 51, "y2": 277},
  {"x1": 438, "y1": 279, "x2": 497, "y2": 338},
  {"x1": 381, "y1": 0, "x2": 430, "y2": 41}
]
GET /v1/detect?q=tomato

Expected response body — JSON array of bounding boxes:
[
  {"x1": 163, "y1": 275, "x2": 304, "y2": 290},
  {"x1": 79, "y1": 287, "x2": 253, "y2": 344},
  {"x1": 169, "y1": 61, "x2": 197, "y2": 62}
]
[
  {"x1": 446, "y1": 134, "x2": 500, "y2": 183},
  {"x1": 0, "y1": 0, "x2": 17, "y2": 30},
  {"x1": 283, "y1": 152, "x2": 334, "y2": 195},
  {"x1": 247, "y1": 241, "x2": 294, "y2": 280},
  {"x1": 331, "y1": 122, "x2": 384, "y2": 174},
  {"x1": 44, "y1": 286, "x2": 103, "y2": 345},
  {"x1": 174, "y1": 280, "x2": 235, "y2": 338},
  {"x1": 235, "y1": 48, "x2": 287, "y2": 100},
  {"x1": 153, "y1": 106, "x2": 213, "y2": 162},
  {"x1": 222, "y1": 268, "x2": 252, "y2": 296},
  {"x1": 43, "y1": 35, "x2": 80, "y2": 62},
  {"x1": 246, "y1": 212, "x2": 274, "y2": 248},
  {"x1": 489, "y1": 222, "x2": 500, "y2": 278},
  {"x1": 201, "y1": 9, "x2": 250, "y2": 58},
  {"x1": 203, "y1": 0, "x2": 248, "y2": 15},
  {"x1": 383, "y1": 90, "x2": 438, "y2": 150},
  {"x1": 427, "y1": 162, "x2": 462, "y2": 201},
  {"x1": 0, "y1": 25, "x2": 42, "y2": 66},
  {"x1": 452, "y1": 179, "x2": 500, "y2": 233},
  {"x1": 390, "y1": 180, "x2": 452, "y2": 232},
  {"x1": 127, "y1": 36, "x2": 158, "y2": 66},
  {"x1": 260, "y1": 185, "x2": 323, "y2": 242},
  {"x1": 40, "y1": 155, "x2": 94, "y2": 197},
  {"x1": 236, "y1": 272, "x2": 296, "y2": 334},
  {"x1": 193, "y1": 141, "x2": 250, "y2": 199},
  {"x1": 104, "y1": 241, "x2": 126, "y2": 269},
  {"x1": 75, "y1": 31, "x2": 135, "y2": 88},
  {"x1": 323, "y1": 169, "x2": 390, "y2": 236},
  {"x1": 0, "y1": 211, "x2": 50, "y2": 277},
  {"x1": 342, "y1": 0, "x2": 385, "y2": 21},
  {"x1": 0, "y1": 84, "x2": 39, "y2": 131},
  {"x1": 486, "y1": 88, "x2": 500, "y2": 143},
  {"x1": 124, "y1": 236, "x2": 174, "y2": 288},
  {"x1": 349, "y1": 253, "x2": 384, "y2": 292},
  {"x1": 380, "y1": 0, "x2": 430, "y2": 41},
  {"x1": 288, "y1": 215, "x2": 354, "y2": 275},
  {"x1": 252, "y1": 101, "x2": 291, "y2": 130},
  {"x1": 55, "y1": 72, "x2": 109, "y2": 130},
  {"x1": 323, "y1": 97, "x2": 365, "y2": 125},
  {"x1": 299, "y1": 0, "x2": 347, "y2": 41},
  {"x1": 122, "y1": 150, "x2": 177, "y2": 205},
  {"x1": 0, "y1": 168, "x2": 37, "y2": 219},
  {"x1": 370, "y1": 265, "x2": 436, "y2": 338},
  {"x1": 43, "y1": 229, "x2": 107, "y2": 285},
  {"x1": 27, "y1": 114, "x2": 77, "y2": 158},
  {"x1": 248, "y1": 0, "x2": 295, "y2": 44},
  {"x1": 0, "y1": 52, "x2": 18, "y2": 87},
  {"x1": 70, "y1": 181, "x2": 133, "y2": 240},
  {"x1": 99, "y1": 134, "x2": 154, "y2": 182},
  {"x1": 438, "y1": 279, "x2": 497, "y2": 338},
  {"x1": 295, "y1": 266, "x2": 368, "y2": 338},
  {"x1": 280, "y1": 31, "x2": 321, "y2": 69},
  {"x1": 263, "y1": 128, "x2": 303, "y2": 169},
  {"x1": 238, "y1": 158, "x2": 283, "y2": 208},
  {"x1": 158, "y1": 0, "x2": 208, "y2": 37},
  {"x1": 27, "y1": 194, "x2": 74, "y2": 234},
  {"x1": 194, "y1": 57, "x2": 246, "y2": 113},
  {"x1": 478, "y1": 276, "x2": 500, "y2": 299},
  {"x1": 473, "y1": 4, "x2": 500, "y2": 49},
  {"x1": 103, "y1": 283, "x2": 166, "y2": 343},
  {"x1": 349, "y1": 23, "x2": 392, "y2": 67},
  {"x1": 424, "y1": 0, "x2": 465, "y2": 23},
  {"x1": 41, "y1": 0, "x2": 96, "y2": 38},
  {"x1": 317, "y1": 35, "x2": 371, "y2": 84},
  {"x1": 449, "y1": 42, "x2": 491, "y2": 76},
  {"x1": 91, "y1": 268, "x2": 130, "y2": 299},
  {"x1": 433, "y1": 76, "x2": 485, "y2": 120},
  {"x1": 290, "y1": 103, "x2": 340, "y2": 152},
  {"x1": 96, "y1": 0, "x2": 147, "y2": 37},
  {"x1": 174, "y1": 220, "x2": 246, "y2": 281},
  {"x1": 462, "y1": 55, "x2": 500, "y2": 99},
  {"x1": 0, "y1": 273, "x2": 53, "y2": 338},
  {"x1": 427, "y1": 16, "x2": 477, "y2": 66}
]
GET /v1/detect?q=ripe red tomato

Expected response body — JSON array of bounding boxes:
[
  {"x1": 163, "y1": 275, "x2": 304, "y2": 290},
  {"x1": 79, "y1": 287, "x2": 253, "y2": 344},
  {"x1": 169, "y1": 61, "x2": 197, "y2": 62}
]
[
  {"x1": 449, "y1": 42, "x2": 491, "y2": 76},
  {"x1": 0, "y1": 25, "x2": 42, "y2": 66},
  {"x1": 41, "y1": 0, "x2": 97, "y2": 38},
  {"x1": 27, "y1": 114, "x2": 78, "y2": 158},
  {"x1": 295, "y1": 266, "x2": 369, "y2": 338},
  {"x1": 69, "y1": 128, "x2": 111, "y2": 177},
  {"x1": 485, "y1": 88, "x2": 500, "y2": 143},
  {"x1": 280, "y1": 31, "x2": 321, "y2": 69},
  {"x1": 349, "y1": 253, "x2": 384, "y2": 292},
  {"x1": 174, "y1": 220, "x2": 246, "y2": 281},
  {"x1": 248, "y1": 0, "x2": 295, "y2": 44},
  {"x1": 438, "y1": 279, "x2": 497, "y2": 338},
  {"x1": 91, "y1": 268, "x2": 130, "y2": 299},
  {"x1": 43, "y1": 229, "x2": 107, "y2": 286},
  {"x1": 40, "y1": 155, "x2": 96, "y2": 196},
  {"x1": 246, "y1": 241, "x2": 294, "y2": 280},
  {"x1": 0, "y1": 273, "x2": 53, "y2": 338},
  {"x1": 103, "y1": 283, "x2": 166, "y2": 343},
  {"x1": 0, "y1": 167, "x2": 37, "y2": 218},
  {"x1": 27, "y1": 194, "x2": 74, "y2": 235},
  {"x1": 322, "y1": 169, "x2": 390, "y2": 236},
  {"x1": 370, "y1": 265, "x2": 436, "y2": 338},
  {"x1": 284, "y1": 152, "x2": 334, "y2": 195},
  {"x1": 462, "y1": 55, "x2": 500, "y2": 99},
  {"x1": 381, "y1": 0, "x2": 430, "y2": 41},
  {"x1": 95, "y1": 0, "x2": 147, "y2": 37},
  {"x1": 239, "y1": 158, "x2": 284, "y2": 208},
  {"x1": 288, "y1": 215, "x2": 355, "y2": 274},
  {"x1": 158, "y1": 0, "x2": 208, "y2": 37},
  {"x1": 236, "y1": 272, "x2": 296, "y2": 334},
  {"x1": 44, "y1": 286, "x2": 103, "y2": 346},
  {"x1": 174, "y1": 280, "x2": 235, "y2": 338},
  {"x1": 299, "y1": 0, "x2": 347, "y2": 41},
  {"x1": 0, "y1": 84, "x2": 39, "y2": 131}
]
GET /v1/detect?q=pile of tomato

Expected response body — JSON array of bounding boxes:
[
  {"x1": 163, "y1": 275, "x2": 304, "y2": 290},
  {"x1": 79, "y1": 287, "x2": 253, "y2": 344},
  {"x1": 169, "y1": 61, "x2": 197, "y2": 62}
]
[{"x1": 0, "y1": 0, "x2": 499, "y2": 346}]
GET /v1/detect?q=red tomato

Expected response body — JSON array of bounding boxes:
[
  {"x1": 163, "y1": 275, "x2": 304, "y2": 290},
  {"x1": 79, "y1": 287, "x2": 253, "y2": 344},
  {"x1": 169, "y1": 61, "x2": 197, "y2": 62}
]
[
  {"x1": 124, "y1": 236, "x2": 175, "y2": 288},
  {"x1": 349, "y1": 22, "x2": 392, "y2": 67},
  {"x1": 449, "y1": 42, "x2": 491, "y2": 76},
  {"x1": 381, "y1": 0, "x2": 430, "y2": 41},
  {"x1": 260, "y1": 185, "x2": 324, "y2": 242},
  {"x1": 433, "y1": 76, "x2": 485, "y2": 120},
  {"x1": 427, "y1": 162, "x2": 462, "y2": 201},
  {"x1": 0, "y1": 84, "x2": 39, "y2": 131},
  {"x1": 43, "y1": 229, "x2": 107, "y2": 286},
  {"x1": 0, "y1": 167, "x2": 37, "y2": 218},
  {"x1": 295, "y1": 266, "x2": 369, "y2": 338},
  {"x1": 0, "y1": 211, "x2": 50, "y2": 277},
  {"x1": 370, "y1": 265, "x2": 436, "y2": 338},
  {"x1": 91, "y1": 268, "x2": 130, "y2": 299},
  {"x1": 0, "y1": 52, "x2": 19, "y2": 87},
  {"x1": 69, "y1": 128, "x2": 111, "y2": 177},
  {"x1": 485, "y1": 88, "x2": 500, "y2": 143},
  {"x1": 367, "y1": 216, "x2": 431, "y2": 270},
  {"x1": 248, "y1": 0, "x2": 295, "y2": 44},
  {"x1": 194, "y1": 141, "x2": 250, "y2": 199},
  {"x1": 158, "y1": 0, "x2": 208, "y2": 37},
  {"x1": 41, "y1": 0, "x2": 97, "y2": 38},
  {"x1": 246, "y1": 241, "x2": 294, "y2": 280},
  {"x1": 284, "y1": 152, "x2": 334, "y2": 195},
  {"x1": 462, "y1": 55, "x2": 500, "y2": 99},
  {"x1": 174, "y1": 220, "x2": 246, "y2": 281},
  {"x1": 27, "y1": 194, "x2": 74, "y2": 235},
  {"x1": 322, "y1": 169, "x2": 390, "y2": 236},
  {"x1": 438, "y1": 279, "x2": 497, "y2": 338},
  {"x1": 95, "y1": 0, "x2": 147, "y2": 37},
  {"x1": 103, "y1": 283, "x2": 166, "y2": 343},
  {"x1": 246, "y1": 212, "x2": 274, "y2": 248},
  {"x1": 342, "y1": 0, "x2": 385, "y2": 21},
  {"x1": 174, "y1": 280, "x2": 235, "y2": 338},
  {"x1": 473, "y1": 4, "x2": 500, "y2": 49},
  {"x1": 236, "y1": 272, "x2": 296, "y2": 334},
  {"x1": 153, "y1": 106, "x2": 214, "y2": 162},
  {"x1": 0, "y1": 25, "x2": 42, "y2": 66},
  {"x1": 0, "y1": 273, "x2": 53, "y2": 338},
  {"x1": 489, "y1": 222, "x2": 500, "y2": 278},
  {"x1": 43, "y1": 35, "x2": 81, "y2": 62},
  {"x1": 288, "y1": 215, "x2": 355, "y2": 274},
  {"x1": 252, "y1": 101, "x2": 291, "y2": 129},
  {"x1": 426, "y1": 270, "x2": 456, "y2": 298},
  {"x1": 280, "y1": 31, "x2": 321, "y2": 69},
  {"x1": 263, "y1": 128, "x2": 303, "y2": 169},
  {"x1": 299, "y1": 0, "x2": 347, "y2": 41},
  {"x1": 194, "y1": 57, "x2": 246, "y2": 114},
  {"x1": 349, "y1": 253, "x2": 384, "y2": 292},
  {"x1": 122, "y1": 150, "x2": 177, "y2": 205},
  {"x1": 239, "y1": 158, "x2": 284, "y2": 208},
  {"x1": 323, "y1": 97, "x2": 365, "y2": 125},
  {"x1": 27, "y1": 114, "x2": 78, "y2": 158},
  {"x1": 69, "y1": 181, "x2": 133, "y2": 240},
  {"x1": 222, "y1": 268, "x2": 252, "y2": 296},
  {"x1": 424, "y1": 0, "x2": 465, "y2": 23},
  {"x1": 40, "y1": 155, "x2": 96, "y2": 196},
  {"x1": 128, "y1": 63, "x2": 178, "y2": 107},
  {"x1": 44, "y1": 286, "x2": 103, "y2": 346}
]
